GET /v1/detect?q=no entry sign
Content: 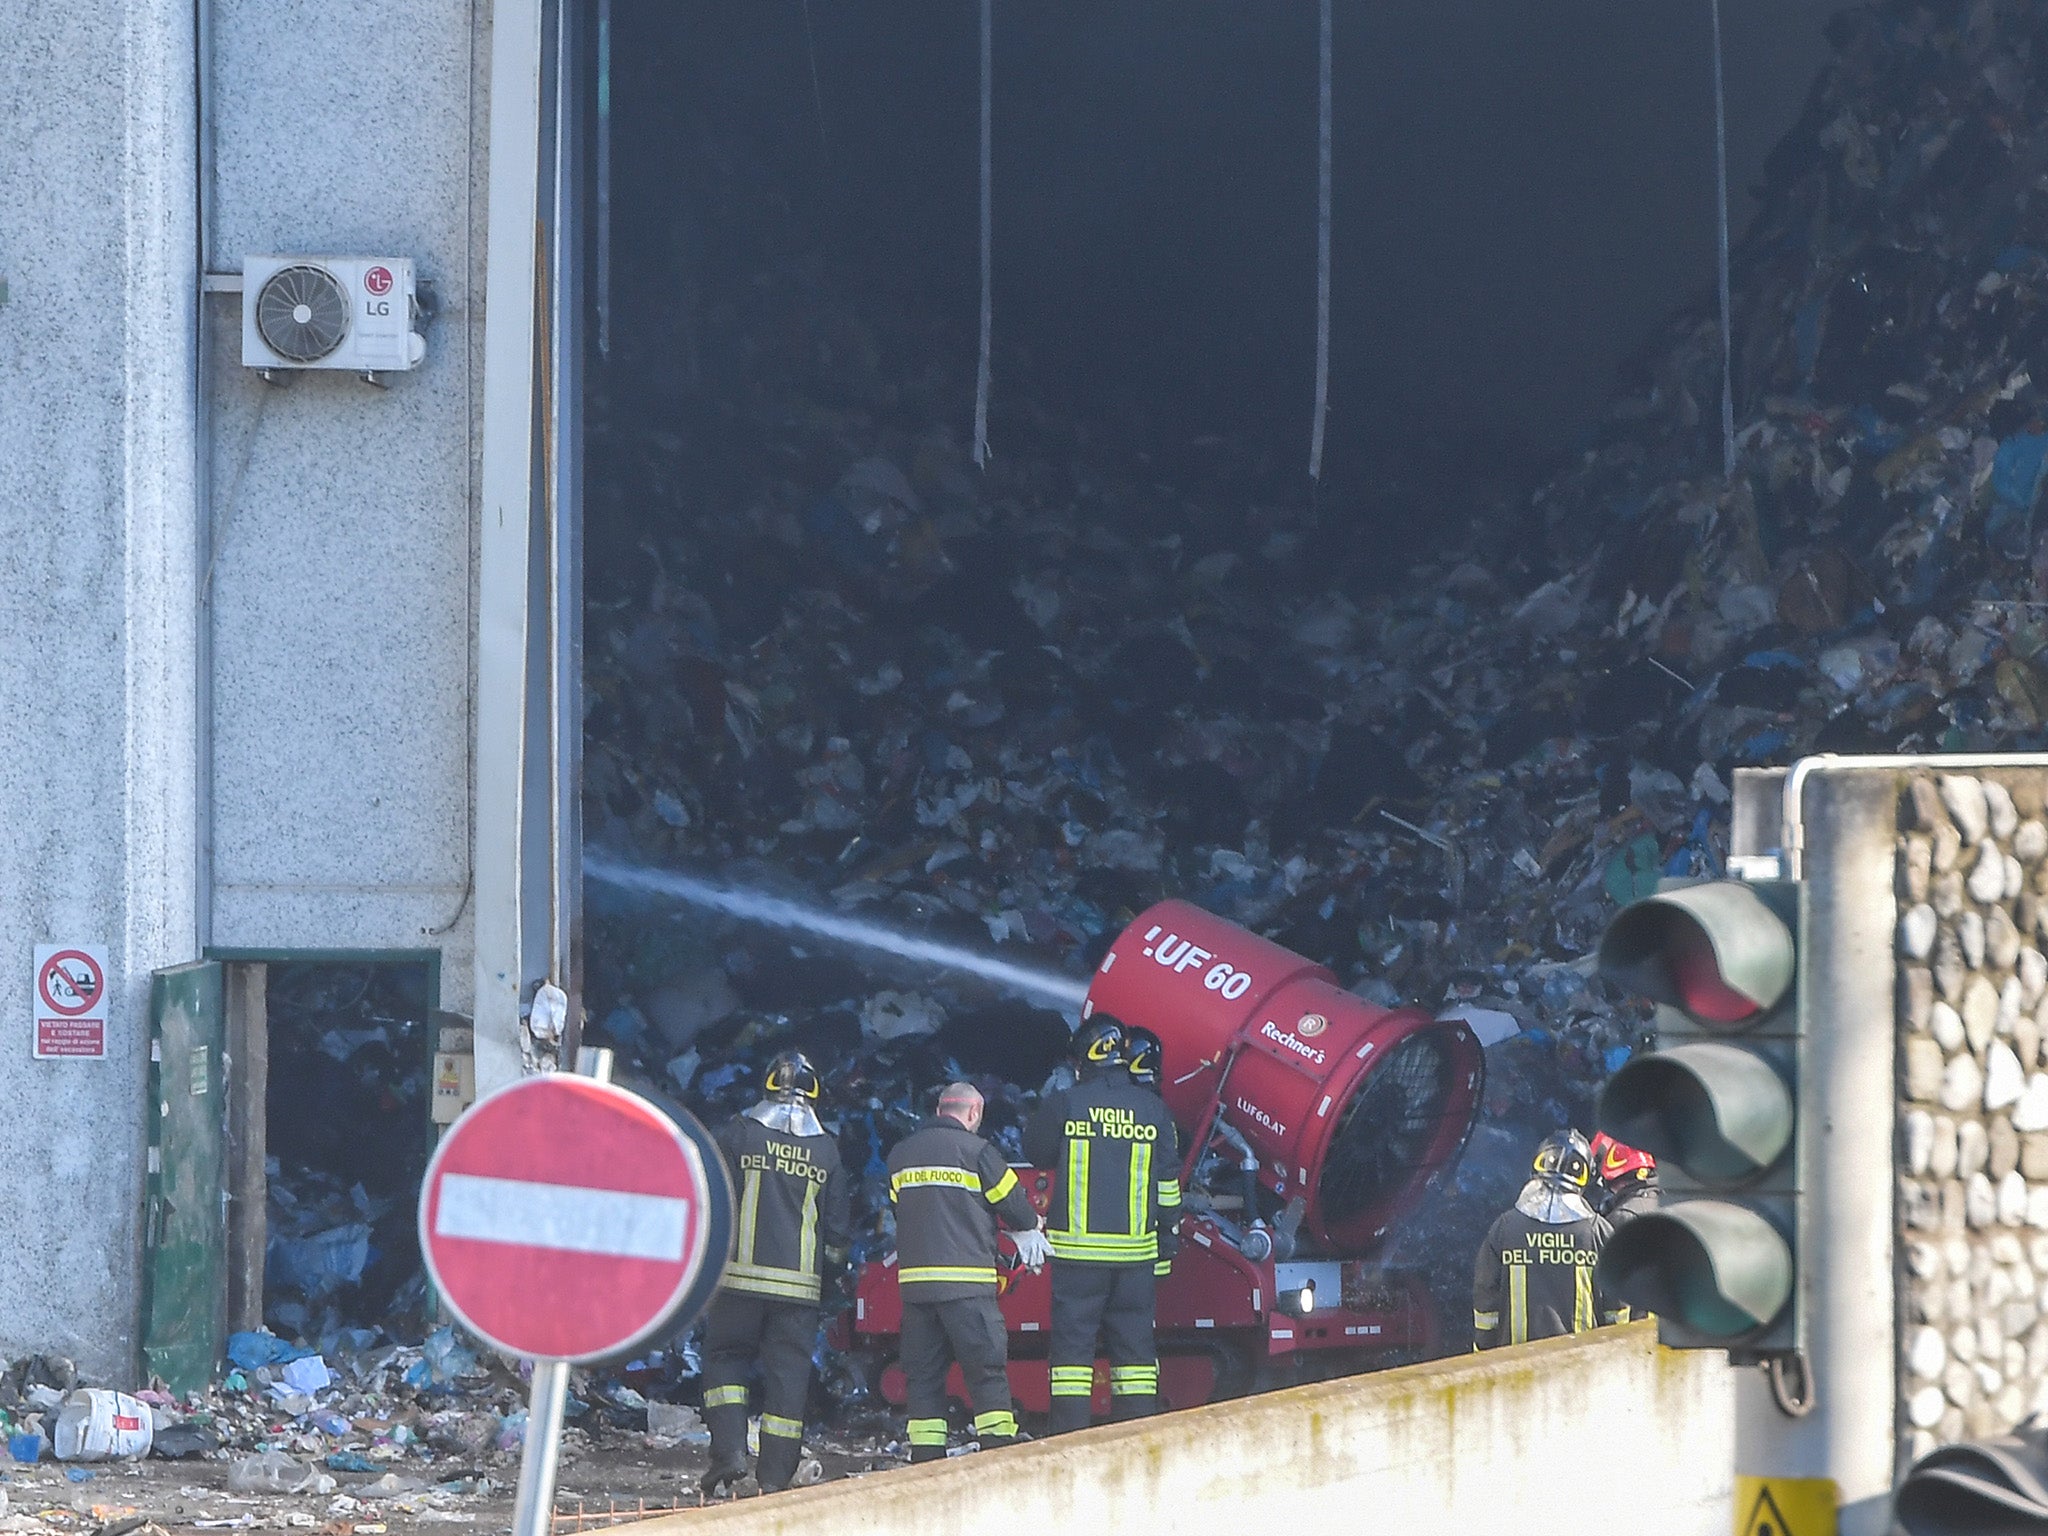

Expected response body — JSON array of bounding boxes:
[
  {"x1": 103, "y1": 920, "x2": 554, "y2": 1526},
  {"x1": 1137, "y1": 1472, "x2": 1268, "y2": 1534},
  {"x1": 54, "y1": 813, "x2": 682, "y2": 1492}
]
[{"x1": 419, "y1": 1075, "x2": 726, "y2": 1363}]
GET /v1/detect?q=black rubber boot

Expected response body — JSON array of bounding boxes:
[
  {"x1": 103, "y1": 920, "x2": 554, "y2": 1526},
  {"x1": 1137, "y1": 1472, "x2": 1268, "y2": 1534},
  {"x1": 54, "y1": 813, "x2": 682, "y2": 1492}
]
[
  {"x1": 756, "y1": 1434, "x2": 802, "y2": 1492},
  {"x1": 702, "y1": 1399, "x2": 749, "y2": 1495},
  {"x1": 702, "y1": 1458, "x2": 749, "y2": 1498}
]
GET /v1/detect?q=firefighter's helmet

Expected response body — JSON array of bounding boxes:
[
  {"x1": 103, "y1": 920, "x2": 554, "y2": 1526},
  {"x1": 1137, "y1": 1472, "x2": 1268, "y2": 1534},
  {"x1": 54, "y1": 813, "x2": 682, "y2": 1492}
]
[
  {"x1": 1123, "y1": 1030, "x2": 1162, "y2": 1089},
  {"x1": 1590, "y1": 1130, "x2": 1657, "y2": 1190},
  {"x1": 1073, "y1": 1016, "x2": 1126, "y2": 1068},
  {"x1": 1531, "y1": 1130, "x2": 1594, "y2": 1193},
  {"x1": 764, "y1": 1050, "x2": 822, "y2": 1104}
]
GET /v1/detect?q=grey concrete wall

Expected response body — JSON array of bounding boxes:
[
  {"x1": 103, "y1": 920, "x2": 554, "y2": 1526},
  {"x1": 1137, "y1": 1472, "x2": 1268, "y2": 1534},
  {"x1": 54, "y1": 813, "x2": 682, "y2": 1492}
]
[
  {"x1": 203, "y1": 0, "x2": 481, "y2": 1009},
  {"x1": 631, "y1": 1325, "x2": 1735, "y2": 1536},
  {"x1": 0, "y1": 0, "x2": 201, "y2": 1377},
  {"x1": 0, "y1": 0, "x2": 484, "y2": 1376}
]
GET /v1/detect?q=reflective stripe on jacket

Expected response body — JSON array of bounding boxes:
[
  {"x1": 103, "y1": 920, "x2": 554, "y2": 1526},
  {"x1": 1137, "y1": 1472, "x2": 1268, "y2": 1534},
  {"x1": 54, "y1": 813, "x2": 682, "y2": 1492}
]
[
  {"x1": 1023, "y1": 1072, "x2": 1180, "y2": 1264},
  {"x1": 887, "y1": 1118, "x2": 1039, "y2": 1301},
  {"x1": 1470, "y1": 1206, "x2": 1624, "y2": 1349},
  {"x1": 715, "y1": 1115, "x2": 850, "y2": 1304}
]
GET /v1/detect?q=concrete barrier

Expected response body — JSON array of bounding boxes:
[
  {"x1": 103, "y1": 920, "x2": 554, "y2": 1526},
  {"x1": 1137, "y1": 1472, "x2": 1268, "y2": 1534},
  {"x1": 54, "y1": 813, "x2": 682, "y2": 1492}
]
[{"x1": 629, "y1": 1322, "x2": 1735, "y2": 1534}]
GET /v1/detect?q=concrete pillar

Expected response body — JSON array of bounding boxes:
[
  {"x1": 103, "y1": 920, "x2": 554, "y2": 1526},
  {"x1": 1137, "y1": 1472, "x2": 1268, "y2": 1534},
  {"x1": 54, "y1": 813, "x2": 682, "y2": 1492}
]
[{"x1": 0, "y1": 0, "x2": 200, "y2": 1380}]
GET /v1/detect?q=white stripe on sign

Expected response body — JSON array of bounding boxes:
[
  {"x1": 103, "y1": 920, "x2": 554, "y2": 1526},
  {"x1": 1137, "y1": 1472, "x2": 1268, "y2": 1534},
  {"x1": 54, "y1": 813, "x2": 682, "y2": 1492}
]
[{"x1": 435, "y1": 1174, "x2": 690, "y2": 1262}]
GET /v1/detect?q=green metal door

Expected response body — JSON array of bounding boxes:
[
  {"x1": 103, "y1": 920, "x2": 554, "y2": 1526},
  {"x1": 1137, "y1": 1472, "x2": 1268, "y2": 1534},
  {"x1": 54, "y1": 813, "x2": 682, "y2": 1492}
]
[{"x1": 142, "y1": 961, "x2": 226, "y2": 1392}]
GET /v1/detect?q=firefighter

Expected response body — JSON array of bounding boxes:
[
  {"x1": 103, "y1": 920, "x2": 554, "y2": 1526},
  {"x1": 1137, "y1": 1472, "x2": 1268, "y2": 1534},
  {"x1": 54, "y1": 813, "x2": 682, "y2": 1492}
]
[
  {"x1": 1023, "y1": 1016, "x2": 1182, "y2": 1433},
  {"x1": 1121, "y1": 1030, "x2": 1176, "y2": 1282},
  {"x1": 1589, "y1": 1130, "x2": 1659, "y2": 1227},
  {"x1": 887, "y1": 1081, "x2": 1047, "y2": 1463},
  {"x1": 1471, "y1": 1130, "x2": 1626, "y2": 1350},
  {"x1": 1123, "y1": 1028, "x2": 1163, "y2": 1092},
  {"x1": 701, "y1": 1050, "x2": 850, "y2": 1495}
]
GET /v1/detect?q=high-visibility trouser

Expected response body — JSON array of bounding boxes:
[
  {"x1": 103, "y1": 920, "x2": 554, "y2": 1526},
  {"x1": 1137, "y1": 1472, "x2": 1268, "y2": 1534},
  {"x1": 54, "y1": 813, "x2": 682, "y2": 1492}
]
[
  {"x1": 701, "y1": 1291, "x2": 819, "y2": 1490},
  {"x1": 1047, "y1": 1258, "x2": 1158, "y2": 1433},
  {"x1": 901, "y1": 1295, "x2": 1016, "y2": 1463}
]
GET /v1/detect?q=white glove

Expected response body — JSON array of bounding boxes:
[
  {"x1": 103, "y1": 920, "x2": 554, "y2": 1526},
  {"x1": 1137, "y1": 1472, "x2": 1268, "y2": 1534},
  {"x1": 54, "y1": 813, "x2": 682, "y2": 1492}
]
[{"x1": 1009, "y1": 1224, "x2": 1052, "y2": 1273}]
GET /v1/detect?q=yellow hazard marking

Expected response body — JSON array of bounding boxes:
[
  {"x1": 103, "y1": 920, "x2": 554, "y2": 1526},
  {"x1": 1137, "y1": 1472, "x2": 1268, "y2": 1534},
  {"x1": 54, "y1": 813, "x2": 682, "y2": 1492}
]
[{"x1": 1735, "y1": 1476, "x2": 1836, "y2": 1536}]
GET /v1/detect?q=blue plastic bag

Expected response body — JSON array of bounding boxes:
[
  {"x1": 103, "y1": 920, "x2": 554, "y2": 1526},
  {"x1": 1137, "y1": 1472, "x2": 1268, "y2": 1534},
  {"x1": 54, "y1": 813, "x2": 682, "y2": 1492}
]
[
  {"x1": 227, "y1": 1331, "x2": 311, "y2": 1370},
  {"x1": 266, "y1": 1225, "x2": 371, "y2": 1297},
  {"x1": 1990, "y1": 434, "x2": 2048, "y2": 559}
]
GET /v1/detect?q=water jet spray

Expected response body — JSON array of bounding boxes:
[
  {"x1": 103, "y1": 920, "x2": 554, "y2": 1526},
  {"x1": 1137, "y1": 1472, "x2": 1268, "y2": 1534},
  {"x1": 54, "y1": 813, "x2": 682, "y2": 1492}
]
[{"x1": 583, "y1": 851, "x2": 1091, "y2": 1014}]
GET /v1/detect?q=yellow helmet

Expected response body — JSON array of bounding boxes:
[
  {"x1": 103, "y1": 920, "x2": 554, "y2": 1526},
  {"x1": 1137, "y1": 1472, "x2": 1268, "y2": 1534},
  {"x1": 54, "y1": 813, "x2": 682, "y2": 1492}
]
[
  {"x1": 763, "y1": 1050, "x2": 822, "y2": 1103},
  {"x1": 1532, "y1": 1130, "x2": 1594, "y2": 1192},
  {"x1": 1074, "y1": 1016, "x2": 1126, "y2": 1067}
]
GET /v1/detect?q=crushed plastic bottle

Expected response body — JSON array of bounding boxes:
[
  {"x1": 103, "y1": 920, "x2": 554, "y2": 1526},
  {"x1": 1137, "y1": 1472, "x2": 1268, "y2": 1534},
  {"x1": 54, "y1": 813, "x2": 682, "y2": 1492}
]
[{"x1": 228, "y1": 1448, "x2": 314, "y2": 1493}]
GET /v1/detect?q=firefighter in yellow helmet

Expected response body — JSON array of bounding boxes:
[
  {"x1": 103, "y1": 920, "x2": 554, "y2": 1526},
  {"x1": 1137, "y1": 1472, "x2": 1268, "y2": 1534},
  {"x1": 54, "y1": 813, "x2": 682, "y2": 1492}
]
[
  {"x1": 701, "y1": 1051, "x2": 849, "y2": 1494},
  {"x1": 1471, "y1": 1130, "x2": 1625, "y2": 1350},
  {"x1": 1024, "y1": 1015, "x2": 1181, "y2": 1431}
]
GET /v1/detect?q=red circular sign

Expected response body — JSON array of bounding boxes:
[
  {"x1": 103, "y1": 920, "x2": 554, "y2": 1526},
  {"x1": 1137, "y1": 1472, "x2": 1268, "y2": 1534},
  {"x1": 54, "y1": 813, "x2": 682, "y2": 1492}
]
[
  {"x1": 38, "y1": 951, "x2": 103, "y2": 1017},
  {"x1": 363, "y1": 265, "x2": 394, "y2": 296},
  {"x1": 419, "y1": 1077, "x2": 717, "y2": 1363}
]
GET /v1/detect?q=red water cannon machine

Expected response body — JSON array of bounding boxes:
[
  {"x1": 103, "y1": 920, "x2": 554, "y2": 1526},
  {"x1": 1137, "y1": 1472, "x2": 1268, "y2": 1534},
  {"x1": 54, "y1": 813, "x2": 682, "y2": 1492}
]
[{"x1": 847, "y1": 901, "x2": 1485, "y2": 1410}]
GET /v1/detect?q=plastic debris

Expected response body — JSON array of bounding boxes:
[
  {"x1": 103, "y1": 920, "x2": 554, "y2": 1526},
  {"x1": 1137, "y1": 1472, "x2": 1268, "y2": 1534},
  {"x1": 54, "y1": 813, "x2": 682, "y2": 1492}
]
[
  {"x1": 278, "y1": 1357, "x2": 333, "y2": 1396},
  {"x1": 403, "y1": 1328, "x2": 481, "y2": 1391},
  {"x1": 858, "y1": 991, "x2": 943, "y2": 1041},
  {"x1": 1438, "y1": 1006, "x2": 1522, "y2": 1048},
  {"x1": 148, "y1": 1422, "x2": 222, "y2": 1459},
  {"x1": 227, "y1": 1450, "x2": 314, "y2": 1495},
  {"x1": 645, "y1": 1403, "x2": 708, "y2": 1446},
  {"x1": 52, "y1": 1392, "x2": 152, "y2": 1461},
  {"x1": 224, "y1": 1333, "x2": 305, "y2": 1371}
]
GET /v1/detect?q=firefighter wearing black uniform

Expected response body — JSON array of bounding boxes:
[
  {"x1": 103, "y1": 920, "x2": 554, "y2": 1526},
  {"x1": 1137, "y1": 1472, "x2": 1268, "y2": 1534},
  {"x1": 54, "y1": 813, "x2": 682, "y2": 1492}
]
[
  {"x1": 1120, "y1": 1030, "x2": 1174, "y2": 1282},
  {"x1": 702, "y1": 1051, "x2": 850, "y2": 1494},
  {"x1": 888, "y1": 1081, "x2": 1044, "y2": 1463},
  {"x1": 1023, "y1": 1016, "x2": 1182, "y2": 1433},
  {"x1": 1589, "y1": 1131, "x2": 1660, "y2": 1228},
  {"x1": 1472, "y1": 1130, "x2": 1626, "y2": 1350}
]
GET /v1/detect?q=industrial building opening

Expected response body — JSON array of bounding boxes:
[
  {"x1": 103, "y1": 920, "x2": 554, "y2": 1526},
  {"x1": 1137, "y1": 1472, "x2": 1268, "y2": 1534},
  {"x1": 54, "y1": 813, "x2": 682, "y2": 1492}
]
[
  {"x1": 262, "y1": 962, "x2": 436, "y2": 1341},
  {"x1": 574, "y1": 0, "x2": 1848, "y2": 1419}
]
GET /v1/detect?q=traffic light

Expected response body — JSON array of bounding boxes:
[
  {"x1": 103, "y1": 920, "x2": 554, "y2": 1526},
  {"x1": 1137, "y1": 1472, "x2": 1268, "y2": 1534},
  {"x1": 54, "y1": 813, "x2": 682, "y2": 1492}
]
[{"x1": 1594, "y1": 879, "x2": 1802, "y2": 1357}]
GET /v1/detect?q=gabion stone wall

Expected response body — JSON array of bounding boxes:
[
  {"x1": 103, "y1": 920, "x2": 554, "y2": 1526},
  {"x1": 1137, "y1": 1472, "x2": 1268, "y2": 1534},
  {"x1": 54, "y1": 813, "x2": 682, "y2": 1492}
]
[{"x1": 1897, "y1": 770, "x2": 2048, "y2": 1461}]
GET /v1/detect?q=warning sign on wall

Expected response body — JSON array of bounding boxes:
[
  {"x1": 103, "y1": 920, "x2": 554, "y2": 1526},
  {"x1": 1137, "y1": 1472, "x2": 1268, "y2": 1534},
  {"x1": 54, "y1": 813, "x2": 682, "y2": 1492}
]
[
  {"x1": 34, "y1": 944, "x2": 108, "y2": 1060},
  {"x1": 1735, "y1": 1475, "x2": 1836, "y2": 1536}
]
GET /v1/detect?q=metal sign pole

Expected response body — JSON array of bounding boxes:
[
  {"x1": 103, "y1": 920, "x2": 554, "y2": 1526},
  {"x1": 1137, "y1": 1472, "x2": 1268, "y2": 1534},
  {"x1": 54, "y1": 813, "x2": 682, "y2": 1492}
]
[
  {"x1": 508, "y1": 1046, "x2": 615, "y2": 1536},
  {"x1": 511, "y1": 1362, "x2": 571, "y2": 1536}
]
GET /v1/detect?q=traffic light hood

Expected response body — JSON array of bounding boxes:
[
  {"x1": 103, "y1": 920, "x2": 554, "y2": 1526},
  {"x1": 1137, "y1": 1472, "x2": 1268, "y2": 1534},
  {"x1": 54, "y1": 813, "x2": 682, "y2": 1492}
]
[
  {"x1": 1597, "y1": 882, "x2": 1795, "y2": 1025},
  {"x1": 1598, "y1": 1203, "x2": 1793, "y2": 1341},
  {"x1": 1599, "y1": 1042, "x2": 1792, "y2": 1185}
]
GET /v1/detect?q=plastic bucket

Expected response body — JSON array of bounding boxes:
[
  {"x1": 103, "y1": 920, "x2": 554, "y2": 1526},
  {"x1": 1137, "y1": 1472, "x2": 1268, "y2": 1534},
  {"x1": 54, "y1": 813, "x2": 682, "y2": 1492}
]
[{"x1": 53, "y1": 1390, "x2": 153, "y2": 1460}]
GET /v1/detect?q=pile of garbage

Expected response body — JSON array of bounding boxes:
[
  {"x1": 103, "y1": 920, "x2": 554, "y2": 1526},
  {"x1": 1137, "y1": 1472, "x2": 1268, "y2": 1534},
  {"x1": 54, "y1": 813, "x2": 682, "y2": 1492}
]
[
  {"x1": 0, "y1": 1338, "x2": 531, "y2": 1478},
  {"x1": 0, "y1": 1337, "x2": 887, "y2": 1528},
  {"x1": 263, "y1": 964, "x2": 434, "y2": 1342},
  {"x1": 1539, "y1": 0, "x2": 2048, "y2": 741},
  {"x1": 584, "y1": 0, "x2": 2048, "y2": 1341}
]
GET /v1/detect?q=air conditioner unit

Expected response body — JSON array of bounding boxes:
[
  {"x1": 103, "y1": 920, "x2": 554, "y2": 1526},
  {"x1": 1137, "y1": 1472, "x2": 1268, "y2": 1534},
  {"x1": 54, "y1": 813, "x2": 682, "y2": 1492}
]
[{"x1": 241, "y1": 255, "x2": 427, "y2": 375}]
